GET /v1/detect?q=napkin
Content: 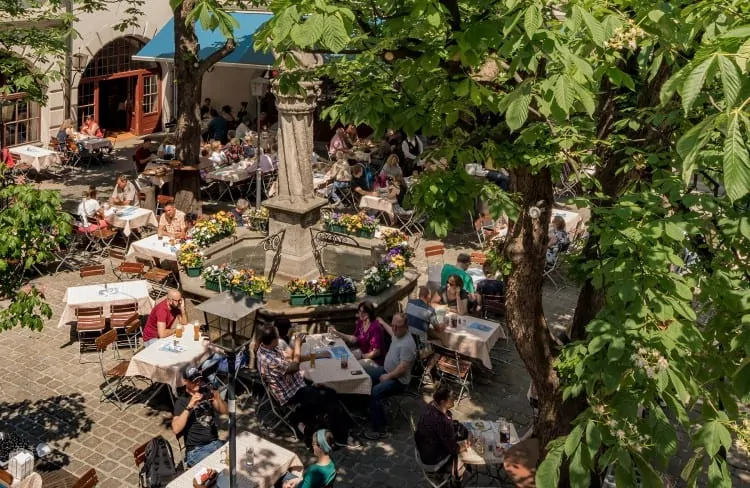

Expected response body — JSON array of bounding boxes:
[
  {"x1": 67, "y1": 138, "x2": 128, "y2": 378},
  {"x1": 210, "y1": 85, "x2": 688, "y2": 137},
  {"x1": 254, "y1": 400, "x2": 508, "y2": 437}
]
[{"x1": 467, "y1": 322, "x2": 493, "y2": 332}]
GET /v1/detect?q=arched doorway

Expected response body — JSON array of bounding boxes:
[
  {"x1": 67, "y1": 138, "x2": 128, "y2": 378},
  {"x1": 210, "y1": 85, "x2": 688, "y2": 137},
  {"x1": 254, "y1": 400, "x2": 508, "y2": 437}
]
[{"x1": 77, "y1": 37, "x2": 162, "y2": 136}]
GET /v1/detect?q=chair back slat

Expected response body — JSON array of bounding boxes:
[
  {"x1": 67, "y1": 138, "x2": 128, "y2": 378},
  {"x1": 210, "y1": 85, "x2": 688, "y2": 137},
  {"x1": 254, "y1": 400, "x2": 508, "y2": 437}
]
[
  {"x1": 76, "y1": 306, "x2": 103, "y2": 318},
  {"x1": 71, "y1": 468, "x2": 98, "y2": 488},
  {"x1": 109, "y1": 249, "x2": 126, "y2": 261},
  {"x1": 111, "y1": 303, "x2": 138, "y2": 315},
  {"x1": 125, "y1": 315, "x2": 142, "y2": 334},
  {"x1": 79, "y1": 265, "x2": 105, "y2": 277},
  {"x1": 119, "y1": 262, "x2": 145, "y2": 274},
  {"x1": 424, "y1": 244, "x2": 445, "y2": 258},
  {"x1": 133, "y1": 441, "x2": 148, "y2": 467},
  {"x1": 470, "y1": 252, "x2": 487, "y2": 266},
  {"x1": 95, "y1": 329, "x2": 118, "y2": 351}
]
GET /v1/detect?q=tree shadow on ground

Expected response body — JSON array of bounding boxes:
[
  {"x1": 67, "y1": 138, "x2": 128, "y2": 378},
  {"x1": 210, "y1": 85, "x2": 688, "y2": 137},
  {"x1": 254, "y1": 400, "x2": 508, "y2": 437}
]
[{"x1": 0, "y1": 393, "x2": 93, "y2": 452}]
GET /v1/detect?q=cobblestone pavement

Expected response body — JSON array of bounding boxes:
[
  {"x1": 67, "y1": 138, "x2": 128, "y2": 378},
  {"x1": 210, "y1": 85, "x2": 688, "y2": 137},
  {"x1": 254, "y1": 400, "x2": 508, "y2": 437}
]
[{"x1": 3, "y1": 137, "x2": 747, "y2": 487}]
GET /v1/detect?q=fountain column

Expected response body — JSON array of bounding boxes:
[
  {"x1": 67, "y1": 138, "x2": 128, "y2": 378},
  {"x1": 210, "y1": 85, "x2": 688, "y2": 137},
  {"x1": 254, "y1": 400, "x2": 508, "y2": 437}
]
[{"x1": 263, "y1": 79, "x2": 328, "y2": 280}]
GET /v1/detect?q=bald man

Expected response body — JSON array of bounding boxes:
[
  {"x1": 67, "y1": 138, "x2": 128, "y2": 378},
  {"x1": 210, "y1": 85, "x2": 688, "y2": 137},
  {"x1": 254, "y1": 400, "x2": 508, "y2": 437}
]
[{"x1": 143, "y1": 290, "x2": 188, "y2": 346}]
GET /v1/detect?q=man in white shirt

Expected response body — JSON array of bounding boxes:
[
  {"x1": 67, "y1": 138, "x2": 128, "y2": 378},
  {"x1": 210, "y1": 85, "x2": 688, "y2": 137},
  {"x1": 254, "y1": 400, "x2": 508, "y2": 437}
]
[
  {"x1": 110, "y1": 174, "x2": 139, "y2": 207},
  {"x1": 235, "y1": 118, "x2": 251, "y2": 140},
  {"x1": 402, "y1": 135, "x2": 424, "y2": 170}
]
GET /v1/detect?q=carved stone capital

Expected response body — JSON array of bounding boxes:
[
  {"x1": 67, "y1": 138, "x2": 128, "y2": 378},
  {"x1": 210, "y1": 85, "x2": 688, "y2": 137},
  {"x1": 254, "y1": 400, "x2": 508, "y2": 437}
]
[{"x1": 272, "y1": 80, "x2": 322, "y2": 115}]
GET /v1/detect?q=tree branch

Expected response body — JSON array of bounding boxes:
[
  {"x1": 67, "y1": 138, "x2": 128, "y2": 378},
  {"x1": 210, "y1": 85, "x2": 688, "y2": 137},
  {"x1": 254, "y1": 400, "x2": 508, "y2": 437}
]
[
  {"x1": 438, "y1": 0, "x2": 461, "y2": 32},
  {"x1": 199, "y1": 37, "x2": 236, "y2": 71}
]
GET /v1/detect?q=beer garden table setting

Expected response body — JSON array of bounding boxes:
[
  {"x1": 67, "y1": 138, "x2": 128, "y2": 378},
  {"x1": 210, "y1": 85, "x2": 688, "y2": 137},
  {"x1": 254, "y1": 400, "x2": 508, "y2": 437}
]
[
  {"x1": 8, "y1": 145, "x2": 60, "y2": 172},
  {"x1": 126, "y1": 233, "x2": 182, "y2": 262},
  {"x1": 166, "y1": 431, "x2": 304, "y2": 488},
  {"x1": 299, "y1": 333, "x2": 372, "y2": 396},
  {"x1": 460, "y1": 417, "x2": 520, "y2": 482},
  {"x1": 104, "y1": 205, "x2": 158, "y2": 236},
  {"x1": 434, "y1": 314, "x2": 506, "y2": 370},
  {"x1": 125, "y1": 322, "x2": 209, "y2": 398},
  {"x1": 75, "y1": 135, "x2": 113, "y2": 152},
  {"x1": 57, "y1": 280, "x2": 154, "y2": 328},
  {"x1": 141, "y1": 161, "x2": 174, "y2": 188}
]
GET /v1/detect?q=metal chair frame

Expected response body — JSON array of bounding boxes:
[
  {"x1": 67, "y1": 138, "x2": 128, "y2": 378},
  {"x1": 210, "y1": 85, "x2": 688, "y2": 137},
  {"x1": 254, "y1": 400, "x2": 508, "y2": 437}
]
[
  {"x1": 95, "y1": 330, "x2": 144, "y2": 410},
  {"x1": 409, "y1": 415, "x2": 452, "y2": 488},
  {"x1": 76, "y1": 305, "x2": 106, "y2": 363},
  {"x1": 309, "y1": 228, "x2": 364, "y2": 277},
  {"x1": 258, "y1": 375, "x2": 300, "y2": 440},
  {"x1": 431, "y1": 342, "x2": 473, "y2": 406}
]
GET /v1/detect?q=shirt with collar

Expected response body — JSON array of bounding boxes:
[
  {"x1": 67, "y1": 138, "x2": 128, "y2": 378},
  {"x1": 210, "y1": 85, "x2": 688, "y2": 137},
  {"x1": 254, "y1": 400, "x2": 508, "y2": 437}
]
[{"x1": 257, "y1": 344, "x2": 305, "y2": 405}]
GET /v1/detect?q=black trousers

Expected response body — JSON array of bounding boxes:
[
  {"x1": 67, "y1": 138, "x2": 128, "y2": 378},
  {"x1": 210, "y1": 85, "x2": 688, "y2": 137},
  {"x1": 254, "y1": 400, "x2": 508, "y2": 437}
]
[{"x1": 288, "y1": 385, "x2": 351, "y2": 444}]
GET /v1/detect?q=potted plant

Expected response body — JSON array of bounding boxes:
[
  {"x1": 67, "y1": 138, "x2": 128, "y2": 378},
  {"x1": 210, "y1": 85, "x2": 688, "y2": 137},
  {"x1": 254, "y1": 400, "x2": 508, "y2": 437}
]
[
  {"x1": 364, "y1": 264, "x2": 391, "y2": 296},
  {"x1": 286, "y1": 276, "x2": 335, "y2": 306},
  {"x1": 178, "y1": 242, "x2": 204, "y2": 277},
  {"x1": 244, "y1": 206, "x2": 269, "y2": 233},
  {"x1": 190, "y1": 211, "x2": 237, "y2": 248},
  {"x1": 330, "y1": 275, "x2": 357, "y2": 304},
  {"x1": 322, "y1": 212, "x2": 346, "y2": 234},
  {"x1": 243, "y1": 274, "x2": 271, "y2": 299},
  {"x1": 324, "y1": 212, "x2": 378, "y2": 238},
  {"x1": 382, "y1": 251, "x2": 407, "y2": 281},
  {"x1": 201, "y1": 265, "x2": 228, "y2": 291}
]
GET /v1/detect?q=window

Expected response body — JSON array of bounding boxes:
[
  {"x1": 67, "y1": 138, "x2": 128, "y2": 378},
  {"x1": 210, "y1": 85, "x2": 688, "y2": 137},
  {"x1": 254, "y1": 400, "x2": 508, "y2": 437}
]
[
  {"x1": 82, "y1": 38, "x2": 147, "y2": 79},
  {"x1": 77, "y1": 82, "x2": 95, "y2": 125},
  {"x1": 1, "y1": 97, "x2": 40, "y2": 147},
  {"x1": 142, "y1": 75, "x2": 158, "y2": 114}
]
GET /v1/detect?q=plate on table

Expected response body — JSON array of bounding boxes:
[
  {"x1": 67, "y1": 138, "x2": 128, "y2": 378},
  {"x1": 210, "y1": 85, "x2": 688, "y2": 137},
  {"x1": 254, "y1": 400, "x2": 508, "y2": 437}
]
[
  {"x1": 472, "y1": 421, "x2": 490, "y2": 432},
  {"x1": 159, "y1": 342, "x2": 186, "y2": 353}
]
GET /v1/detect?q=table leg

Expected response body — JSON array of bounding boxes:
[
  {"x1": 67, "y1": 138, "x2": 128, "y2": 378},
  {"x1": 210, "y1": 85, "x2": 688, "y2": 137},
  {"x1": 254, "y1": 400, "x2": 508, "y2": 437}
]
[{"x1": 142, "y1": 383, "x2": 165, "y2": 407}]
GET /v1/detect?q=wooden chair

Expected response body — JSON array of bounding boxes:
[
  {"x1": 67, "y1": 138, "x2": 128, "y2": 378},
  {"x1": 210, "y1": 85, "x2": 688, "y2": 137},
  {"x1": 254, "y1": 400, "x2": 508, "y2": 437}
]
[
  {"x1": 124, "y1": 314, "x2": 144, "y2": 354},
  {"x1": 156, "y1": 194, "x2": 175, "y2": 216},
  {"x1": 424, "y1": 244, "x2": 445, "y2": 286},
  {"x1": 470, "y1": 252, "x2": 487, "y2": 266},
  {"x1": 0, "y1": 469, "x2": 13, "y2": 487},
  {"x1": 79, "y1": 264, "x2": 106, "y2": 280},
  {"x1": 133, "y1": 440, "x2": 148, "y2": 470},
  {"x1": 109, "y1": 305, "x2": 139, "y2": 354},
  {"x1": 144, "y1": 266, "x2": 178, "y2": 300},
  {"x1": 71, "y1": 468, "x2": 98, "y2": 488},
  {"x1": 109, "y1": 249, "x2": 145, "y2": 281},
  {"x1": 431, "y1": 342, "x2": 473, "y2": 406},
  {"x1": 76, "y1": 306, "x2": 106, "y2": 363},
  {"x1": 95, "y1": 330, "x2": 143, "y2": 410}
]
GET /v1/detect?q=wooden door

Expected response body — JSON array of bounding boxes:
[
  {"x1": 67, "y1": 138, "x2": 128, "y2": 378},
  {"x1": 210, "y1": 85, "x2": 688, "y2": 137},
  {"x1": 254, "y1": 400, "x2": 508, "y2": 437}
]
[{"x1": 138, "y1": 69, "x2": 161, "y2": 135}]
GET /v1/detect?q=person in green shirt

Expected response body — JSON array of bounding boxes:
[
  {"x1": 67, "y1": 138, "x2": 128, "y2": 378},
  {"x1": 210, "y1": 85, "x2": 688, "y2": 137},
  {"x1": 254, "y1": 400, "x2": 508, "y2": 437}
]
[
  {"x1": 280, "y1": 430, "x2": 336, "y2": 488},
  {"x1": 440, "y1": 253, "x2": 476, "y2": 294}
]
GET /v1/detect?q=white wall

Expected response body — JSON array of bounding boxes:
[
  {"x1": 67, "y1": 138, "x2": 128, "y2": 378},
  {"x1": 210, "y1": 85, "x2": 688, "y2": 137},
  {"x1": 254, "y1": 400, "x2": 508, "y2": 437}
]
[{"x1": 201, "y1": 67, "x2": 263, "y2": 119}]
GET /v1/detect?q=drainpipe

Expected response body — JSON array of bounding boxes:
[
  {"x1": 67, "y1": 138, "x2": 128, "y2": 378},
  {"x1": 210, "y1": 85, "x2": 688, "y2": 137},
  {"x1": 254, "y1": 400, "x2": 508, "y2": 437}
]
[{"x1": 63, "y1": 0, "x2": 73, "y2": 119}]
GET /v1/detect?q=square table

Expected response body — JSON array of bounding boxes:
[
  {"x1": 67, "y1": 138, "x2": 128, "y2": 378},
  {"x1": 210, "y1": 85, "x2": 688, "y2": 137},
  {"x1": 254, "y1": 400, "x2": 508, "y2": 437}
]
[
  {"x1": 76, "y1": 136, "x2": 113, "y2": 152},
  {"x1": 166, "y1": 432, "x2": 303, "y2": 488},
  {"x1": 9, "y1": 145, "x2": 60, "y2": 172},
  {"x1": 57, "y1": 280, "x2": 154, "y2": 328},
  {"x1": 125, "y1": 323, "x2": 208, "y2": 391},
  {"x1": 359, "y1": 194, "x2": 395, "y2": 219},
  {"x1": 105, "y1": 206, "x2": 158, "y2": 236},
  {"x1": 127, "y1": 234, "x2": 181, "y2": 262},
  {"x1": 300, "y1": 334, "x2": 372, "y2": 396},
  {"x1": 435, "y1": 316, "x2": 505, "y2": 369}
]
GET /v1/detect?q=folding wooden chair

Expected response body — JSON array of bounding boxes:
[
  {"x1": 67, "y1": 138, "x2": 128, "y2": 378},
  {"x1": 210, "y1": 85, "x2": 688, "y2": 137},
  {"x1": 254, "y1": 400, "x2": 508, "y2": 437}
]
[
  {"x1": 84, "y1": 228, "x2": 118, "y2": 258},
  {"x1": 133, "y1": 441, "x2": 147, "y2": 471},
  {"x1": 124, "y1": 314, "x2": 144, "y2": 354},
  {"x1": 109, "y1": 305, "x2": 139, "y2": 354},
  {"x1": 71, "y1": 468, "x2": 98, "y2": 488},
  {"x1": 109, "y1": 249, "x2": 145, "y2": 281},
  {"x1": 156, "y1": 194, "x2": 174, "y2": 216},
  {"x1": 431, "y1": 342, "x2": 473, "y2": 405},
  {"x1": 409, "y1": 416, "x2": 452, "y2": 488},
  {"x1": 424, "y1": 244, "x2": 445, "y2": 287},
  {"x1": 144, "y1": 266, "x2": 178, "y2": 300},
  {"x1": 258, "y1": 376, "x2": 299, "y2": 440},
  {"x1": 76, "y1": 306, "x2": 106, "y2": 363},
  {"x1": 79, "y1": 264, "x2": 106, "y2": 282},
  {"x1": 95, "y1": 330, "x2": 144, "y2": 410}
]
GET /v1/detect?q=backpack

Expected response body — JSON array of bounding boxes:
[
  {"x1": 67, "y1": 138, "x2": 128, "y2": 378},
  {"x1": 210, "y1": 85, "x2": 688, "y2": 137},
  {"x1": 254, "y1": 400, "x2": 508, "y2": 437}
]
[{"x1": 139, "y1": 436, "x2": 177, "y2": 487}]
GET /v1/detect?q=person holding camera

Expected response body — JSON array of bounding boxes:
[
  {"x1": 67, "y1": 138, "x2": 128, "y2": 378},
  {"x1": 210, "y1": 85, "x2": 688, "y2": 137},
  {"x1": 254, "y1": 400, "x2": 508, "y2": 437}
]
[{"x1": 172, "y1": 366, "x2": 229, "y2": 467}]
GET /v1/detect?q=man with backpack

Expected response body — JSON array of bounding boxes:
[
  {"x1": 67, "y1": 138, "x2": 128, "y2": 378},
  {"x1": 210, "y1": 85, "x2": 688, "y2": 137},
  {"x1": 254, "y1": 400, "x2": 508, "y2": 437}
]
[{"x1": 171, "y1": 366, "x2": 228, "y2": 467}]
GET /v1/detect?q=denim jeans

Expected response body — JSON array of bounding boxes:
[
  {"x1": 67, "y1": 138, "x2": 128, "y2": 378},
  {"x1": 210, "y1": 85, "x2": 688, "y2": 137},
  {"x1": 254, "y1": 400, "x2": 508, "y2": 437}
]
[
  {"x1": 364, "y1": 364, "x2": 406, "y2": 432},
  {"x1": 185, "y1": 439, "x2": 224, "y2": 467}
]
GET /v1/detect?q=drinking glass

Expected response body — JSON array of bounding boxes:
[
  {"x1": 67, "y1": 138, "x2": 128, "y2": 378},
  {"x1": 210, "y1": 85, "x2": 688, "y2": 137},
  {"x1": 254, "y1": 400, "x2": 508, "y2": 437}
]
[{"x1": 245, "y1": 447, "x2": 254, "y2": 468}]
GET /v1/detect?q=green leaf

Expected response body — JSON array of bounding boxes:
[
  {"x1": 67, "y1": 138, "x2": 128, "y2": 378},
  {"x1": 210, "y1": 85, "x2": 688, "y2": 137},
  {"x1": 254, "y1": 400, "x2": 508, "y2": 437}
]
[
  {"x1": 647, "y1": 9, "x2": 664, "y2": 23},
  {"x1": 681, "y1": 450, "x2": 703, "y2": 486},
  {"x1": 681, "y1": 56, "x2": 716, "y2": 114},
  {"x1": 506, "y1": 92, "x2": 531, "y2": 131},
  {"x1": 696, "y1": 420, "x2": 732, "y2": 458},
  {"x1": 708, "y1": 458, "x2": 732, "y2": 488},
  {"x1": 535, "y1": 440, "x2": 564, "y2": 487},
  {"x1": 633, "y1": 452, "x2": 665, "y2": 488},
  {"x1": 580, "y1": 7, "x2": 605, "y2": 46},
  {"x1": 717, "y1": 56, "x2": 741, "y2": 109},
  {"x1": 554, "y1": 75, "x2": 574, "y2": 112},
  {"x1": 723, "y1": 112, "x2": 750, "y2": 201},
  {"x1": 564, "y1": 423, "x2": 584, "y2": 456},
  {"x1": 573, "y1": 82, "x2": 595, "y2": 116},
  {"x1": 523, "y1": 4, "x2": 542, "y2": 36},
  {"x1": 676, "y1": 116, "x2": 716, "y2": 185},
  {"x1": 569, "y1": 446, "x2": 590, "y2": 488},
  {"x1": 321, "y1": 14, "x2": 350, "y2": 53},
  {"x1": 660, "y1": 67, "x2": 687, "y2": 105},
  {"x1": 426, "y1": 9, "x2": 441, "y2": 27},
  {"x1": 733, "y1": 358, "x2": 750, "y2": 402},
  {"x1": 667, "y1": 369, "x2": 690, "y2": 403}
]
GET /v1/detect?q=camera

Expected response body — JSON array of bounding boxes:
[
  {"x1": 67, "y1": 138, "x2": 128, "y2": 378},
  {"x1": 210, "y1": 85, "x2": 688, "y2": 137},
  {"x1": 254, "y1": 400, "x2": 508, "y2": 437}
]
[{"x1": 198, "y1": 383, "x2": 213, "y2": 400}]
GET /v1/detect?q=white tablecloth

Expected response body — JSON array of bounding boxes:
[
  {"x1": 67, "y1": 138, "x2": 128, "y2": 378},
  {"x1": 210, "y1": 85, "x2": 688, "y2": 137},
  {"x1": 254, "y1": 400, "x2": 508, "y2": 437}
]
[
  {"x1": 57, "y1": 280, "x2": 154, "y2": 328},
  {"x1": 300, "y1": 334, "x2": 372, "y2": 395},
  {"x1": 125, "y1": 324, "x2": 207, "y2": 390},
  {"x1": 207, "y1": 164, "x2": 253, "y2": 184},
  {"x1": 166, "y1": 432, "x2": 303, "y2": 488},
  {"x1": 359, "y1": 195, "x2": 395, "y2": 217},
  {"x1": 77, "y1": 136, "x2": 113, "y2": 151},
  {"x1": 105, "y1": 206, "x2": 158, "y2": 236},
  {"x1": 127, "y1": 234, "x2": 181, "y2": 261},
  {"x1": 9, "y1": 145, "x2": 60, "y2": 172},
  {"x1": 436, "y1": 316, "x2": 505, "y2": 369},
  {"x1": 143, "y1": 162, "x2": 174, "y2": 188}
]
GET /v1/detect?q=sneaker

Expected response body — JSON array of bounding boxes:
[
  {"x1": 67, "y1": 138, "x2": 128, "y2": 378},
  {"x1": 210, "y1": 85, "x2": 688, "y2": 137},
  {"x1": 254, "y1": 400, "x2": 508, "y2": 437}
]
[
  {"x1": 335, "y1": 436, "x2": 362, "y2": 448},
  {"x1": 363, "y1": 430, "x2": 388, "y2": 441}
]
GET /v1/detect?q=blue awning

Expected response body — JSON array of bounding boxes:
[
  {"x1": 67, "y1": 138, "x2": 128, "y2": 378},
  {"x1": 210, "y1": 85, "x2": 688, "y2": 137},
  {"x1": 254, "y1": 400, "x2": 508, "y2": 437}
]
[{"x1": 132, "y1": 11, "x2": 274, "y2": 69}]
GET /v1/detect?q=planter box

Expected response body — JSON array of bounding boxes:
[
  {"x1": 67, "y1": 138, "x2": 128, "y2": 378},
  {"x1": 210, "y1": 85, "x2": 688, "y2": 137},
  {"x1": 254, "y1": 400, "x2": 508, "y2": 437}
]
[
  {"x1": 204, "y1": 279, "x2": 230, "y2": 292},
  {"x1": 289, "y1": 292, "x2": 335, "y2": 307},
  {"x1": 333, "y1": 291, "x2": 357, "y2": 304},
  {"x1": 325, "y1": 223, "x2": 376, "y2": 239},
  {"x1": 326, "y1": 224, "x2": 346, "y2": 234},
  {"x1": 248, "y1": 218, "x2": 269, "y2": 233},
  {"x1": 185, "y1": 267, "x2": 203, "y2": 278},
  {"x1": 365, "y1": 283, "x2": 390, "y2": 296},
  {"x1": 358, "y1": 229, "x2": 375, "y2": 239}
]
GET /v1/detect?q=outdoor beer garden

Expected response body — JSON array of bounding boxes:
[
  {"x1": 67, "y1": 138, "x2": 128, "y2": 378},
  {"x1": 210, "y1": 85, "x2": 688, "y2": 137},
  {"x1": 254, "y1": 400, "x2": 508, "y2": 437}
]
[{"x1": 2, "y1": 2, "x2": 750, "y2": 488}]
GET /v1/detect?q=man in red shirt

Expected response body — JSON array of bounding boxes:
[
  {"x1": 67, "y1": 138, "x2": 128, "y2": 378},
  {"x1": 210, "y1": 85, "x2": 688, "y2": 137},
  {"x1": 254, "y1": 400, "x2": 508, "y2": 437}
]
[
  {"x1": 143, "y1": 290, "x2": 188, "y2": 345},
  {"x1": 134, "y1": 138, "x2": 155, "y2": 173}
]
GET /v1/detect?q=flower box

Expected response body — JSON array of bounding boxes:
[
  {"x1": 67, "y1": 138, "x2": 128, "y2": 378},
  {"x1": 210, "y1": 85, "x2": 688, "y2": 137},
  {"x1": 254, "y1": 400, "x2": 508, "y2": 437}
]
[
  {"x1": 326, "y1": 223, "x2": 346, "y2": 234},
  {"x1": 358, "y1": 229, "x2": 375, "y2": 239},
  {"x1": 366, "y1": 283, "x2": 390, "y2": 296},
  {"x1": 205, "y1": 279, "x2": 222, "y2": 291},
  {"x1": 334, "y1": 291, "x2": 357, "y2": 304},
  {"x1": 289, "y1": 293, "x2": 337, "y2": 307},
  {"x1": 185, "y1": 266, "x2": 203, "y2": 278}
]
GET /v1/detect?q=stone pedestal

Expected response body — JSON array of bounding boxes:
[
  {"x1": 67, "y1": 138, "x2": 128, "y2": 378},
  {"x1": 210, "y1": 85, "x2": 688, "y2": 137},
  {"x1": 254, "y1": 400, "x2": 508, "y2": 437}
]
[{"x1": 264, "y1": 79, "x2": 327, "y2": 280}]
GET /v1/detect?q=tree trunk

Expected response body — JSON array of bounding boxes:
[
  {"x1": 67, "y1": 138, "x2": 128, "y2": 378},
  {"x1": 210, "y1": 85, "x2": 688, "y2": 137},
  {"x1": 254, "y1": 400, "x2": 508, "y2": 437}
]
[
  {"x1": 173, "y1": 0, "x2": 203, "y2": 165},
  {"x1": 504, "y1": 167, "x2": 585, "y2": 456}
]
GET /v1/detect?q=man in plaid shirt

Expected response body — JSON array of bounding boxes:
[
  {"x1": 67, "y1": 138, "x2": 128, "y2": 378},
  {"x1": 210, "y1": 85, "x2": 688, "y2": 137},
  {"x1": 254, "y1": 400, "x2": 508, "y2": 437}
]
[{"x1": 257, "y1": 324, "x2": 356, "y2": 447}]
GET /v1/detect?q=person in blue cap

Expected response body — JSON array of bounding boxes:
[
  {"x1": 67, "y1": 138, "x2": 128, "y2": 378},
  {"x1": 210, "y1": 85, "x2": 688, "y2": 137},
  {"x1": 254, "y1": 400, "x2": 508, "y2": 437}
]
[{"x1": 278, "y1": 429, "x2": 336, "y2": 488}]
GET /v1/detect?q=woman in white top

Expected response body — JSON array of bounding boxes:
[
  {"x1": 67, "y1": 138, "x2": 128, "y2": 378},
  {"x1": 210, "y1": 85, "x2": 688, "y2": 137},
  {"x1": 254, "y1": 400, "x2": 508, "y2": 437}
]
[
  {"x1": 209, "y1": 141, "x2": 227, "y2": 166},
  {"x1": 76, "y1": 188, "x2": 108, "y2": 232}
]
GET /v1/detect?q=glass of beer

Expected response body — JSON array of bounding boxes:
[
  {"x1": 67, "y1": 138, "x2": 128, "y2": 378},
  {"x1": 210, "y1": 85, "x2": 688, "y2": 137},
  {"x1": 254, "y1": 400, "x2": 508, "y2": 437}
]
[
  {"x1": 340, "y1": 353, "x2": 349, "y2": 369},
  {"x1": 310, "y1": 351, "x2": 316, "y2": 368},
  {"x1": 175, "y1": 324, "x2": 183, "y2": 339},
  {"x1": 193, "y1": 322, "x2": 201, "y2": 341}
]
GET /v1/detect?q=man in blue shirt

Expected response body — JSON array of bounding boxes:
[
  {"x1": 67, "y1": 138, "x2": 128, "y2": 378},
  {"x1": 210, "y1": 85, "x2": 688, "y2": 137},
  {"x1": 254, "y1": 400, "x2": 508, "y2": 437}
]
[{"x1": 207, "y1": 109, "x2": 228, "y2": 144}]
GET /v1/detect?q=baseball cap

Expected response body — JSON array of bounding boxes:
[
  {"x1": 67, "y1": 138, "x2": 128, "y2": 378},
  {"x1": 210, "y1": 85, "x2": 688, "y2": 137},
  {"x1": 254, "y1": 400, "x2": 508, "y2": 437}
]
[{"x1": 183, "y1": 366, "x2": 202, "y2": 382}]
